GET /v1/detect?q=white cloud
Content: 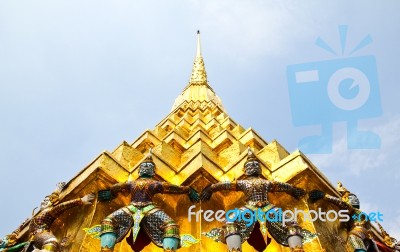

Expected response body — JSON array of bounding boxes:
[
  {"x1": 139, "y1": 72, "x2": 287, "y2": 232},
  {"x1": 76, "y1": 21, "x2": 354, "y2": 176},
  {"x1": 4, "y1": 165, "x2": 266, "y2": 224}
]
[
  {"x1": 360, "y1": 201, "x2": 380, "y2": 215},
  {"x1": 309, "y1": 116, "x2": 400, "y2": 177},
  {"x1": 192, "y1": 0, "x2": 336, "y2": 57}
]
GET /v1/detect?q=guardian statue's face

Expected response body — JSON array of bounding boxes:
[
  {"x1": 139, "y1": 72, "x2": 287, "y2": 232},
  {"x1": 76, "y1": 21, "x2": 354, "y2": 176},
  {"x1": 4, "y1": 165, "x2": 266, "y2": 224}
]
[
  {"x1": 244, "y1": 160, "x2": 261, "y2": 176},
  {"x1": 348, "y1": 193, "x2": 360, "y2": 209},
  {"x1": 342, "y1": 192, "x2": 360, "y2": 209},
  {"x1": 139, "y1": 162, "x2": 155, "y2": 177}
]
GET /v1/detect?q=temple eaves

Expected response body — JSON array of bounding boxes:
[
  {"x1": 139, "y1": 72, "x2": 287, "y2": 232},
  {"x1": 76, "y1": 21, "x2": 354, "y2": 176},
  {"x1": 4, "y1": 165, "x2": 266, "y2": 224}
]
[{"x1": 171, "y1": 31, "x2": 225, "y2": 112}]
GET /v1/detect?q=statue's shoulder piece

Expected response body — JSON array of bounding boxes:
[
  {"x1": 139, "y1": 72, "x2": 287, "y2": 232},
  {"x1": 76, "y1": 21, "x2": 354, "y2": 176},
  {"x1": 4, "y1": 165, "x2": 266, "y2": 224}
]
[
  {"x1": 268, "y1": 180, "x2": 290, "y2": 191},
  {"x1": 36, "y1": 207, "x2": 51, "y2": 216},
  {"x1": 263, "y1": 179, "x2": 273, "y2": 188}
]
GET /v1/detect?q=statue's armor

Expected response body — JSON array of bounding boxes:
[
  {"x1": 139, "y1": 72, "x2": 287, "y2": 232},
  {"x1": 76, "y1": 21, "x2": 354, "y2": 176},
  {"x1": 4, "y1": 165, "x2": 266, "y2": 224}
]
[
  {"x1": 111, "y1": 178, "x2": 189, "y2": 206},
  {"x1": 324, "y1": 195, "x2": 372, "y2": 251},
  {"x1": 29, "y1": 199, "x2": 83, "y2": 251},
  {"x1": 101, "y1": 178, "x2": 190, "y2": 247},
  {"x1": 205, "y1": 178, "x2": 314, "y2": 247},
  {"x1": 234, "y1": 177, "x2": 299, "y2": 206}
]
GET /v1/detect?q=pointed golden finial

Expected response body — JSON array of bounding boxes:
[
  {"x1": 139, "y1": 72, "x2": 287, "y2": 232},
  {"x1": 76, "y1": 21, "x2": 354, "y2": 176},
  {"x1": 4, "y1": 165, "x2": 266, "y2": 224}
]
[
  {"x1": 144, "y1": 148, "x2": 154, "y2": 163},
  {"x1": 171, "y1": 31, "x2": 225, "y2": 111},
  {"x1": 337, "y1": 182, "x2": 349, "y2": 195},
  {"x1": 189, "y1": 30, "x2": 208, "y2": 85},
  {"x1": 247, "y1": 146, "x2": 256, "y2": 160},
  {"x1": 196, "y1": 30, "x2": 201, "y2": 57},
  {"x1": 245, "y1": 147, "x2": 258, "y2": 164}
]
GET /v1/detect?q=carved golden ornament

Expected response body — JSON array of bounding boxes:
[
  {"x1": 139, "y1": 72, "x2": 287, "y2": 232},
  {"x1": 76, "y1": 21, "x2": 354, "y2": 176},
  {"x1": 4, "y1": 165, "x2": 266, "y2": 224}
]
[
  {"x1": 42, "y1": 243, "x2": 58, "y2": 251},
  {"x1": 100, "y1": 248, "x2": 114, "y2": 252},
  {"x1": 377, "y1": 221, "x2": 397, "y2": 248},
  {"x1": 337, "y1": 182, "x2": 350, "y2": 195},
  {"x1": 245, "y1": 147, "x2": 258, "y2": 163},
  {"x1": 136, "y1": 180, "x2": 148, "y2": 190},
  {"x1": 290, "y1": 246, "x2": 304, "y2": 252},
  {"x1": 163, "y1": 248, "x2": 176, "y2": 252},
  {"x1": 223, "y1": 223, "x2": 239, "y2": 238},
  {"x1": 228, "y1": 248, "x2": 241, "y2": 252},
  {"x1": 143, "y1": 148, "x2": 154, "y2": 163}
]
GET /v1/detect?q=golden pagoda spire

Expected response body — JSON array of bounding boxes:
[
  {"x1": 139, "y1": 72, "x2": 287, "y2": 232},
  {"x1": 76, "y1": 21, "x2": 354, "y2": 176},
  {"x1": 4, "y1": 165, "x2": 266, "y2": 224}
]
[
  {"x1": 171, "y1": 31, "x2": 225, "y2": 111},
  {"x1": 189, "y1": 30, "x2": 208, "y2": 85},
  {"x1": 196, "y1": 30, "x2": 201, "y2": 58}
]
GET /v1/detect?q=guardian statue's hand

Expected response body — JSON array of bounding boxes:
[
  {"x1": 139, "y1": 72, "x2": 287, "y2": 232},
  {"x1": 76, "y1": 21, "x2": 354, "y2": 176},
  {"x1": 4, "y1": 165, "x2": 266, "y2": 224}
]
[
  {"x1": 292, "y1": 187, "x2": 306, "y2": 200},
  {"x1": 81, "y1": 193, "x2": 95, "y2": 205},
  {"x1": 98, "y1": 189, "x2": 114, "y2": 202},
  {"x1": 309, "y1": 189, "x2": 326, "y2": 203},
  {"x1": 200, "y1": 185, "x2": 213, "y2": 201},
  {"x1": 188, "y1": 187, "x2": 200, "y2": 203}
]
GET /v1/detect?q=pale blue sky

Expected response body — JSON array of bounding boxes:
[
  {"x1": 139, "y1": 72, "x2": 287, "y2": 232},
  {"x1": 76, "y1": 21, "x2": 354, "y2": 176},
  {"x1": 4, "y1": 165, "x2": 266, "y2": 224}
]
[{"x1": 0, "y1": 0, "x2": 399, "y2": 240}]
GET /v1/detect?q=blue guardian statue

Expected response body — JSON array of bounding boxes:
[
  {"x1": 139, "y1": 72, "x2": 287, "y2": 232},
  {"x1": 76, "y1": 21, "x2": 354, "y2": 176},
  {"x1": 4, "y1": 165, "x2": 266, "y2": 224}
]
[
  {"x1": 310, "y1": 182, "x2": 379, "y2": 252},
  {"x1": 88, "y1": 150, "x2": 200, "y2": 252},
  {"x1": 200, "y1": 148, "x2": 316, "y2": 252}
]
